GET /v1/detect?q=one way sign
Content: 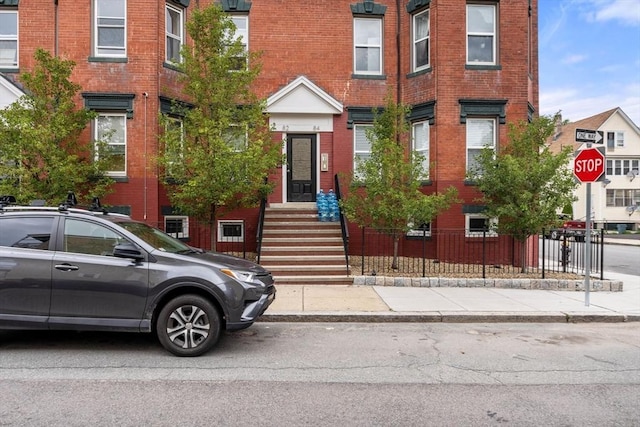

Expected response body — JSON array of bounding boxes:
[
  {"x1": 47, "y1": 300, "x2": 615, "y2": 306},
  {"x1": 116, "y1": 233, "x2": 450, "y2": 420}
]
[{"x1": 575, "y1": 128, "x2": 604, "y2": 144}]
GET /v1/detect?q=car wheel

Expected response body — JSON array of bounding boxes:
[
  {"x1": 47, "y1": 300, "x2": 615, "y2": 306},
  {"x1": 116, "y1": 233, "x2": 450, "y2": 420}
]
[
  {"x1": 156, "y1": 294, "x2": 221, "y2": 357},
  {"x1": 550, "y1": 230, "x2": 560, "y2": 240},
  {"x1": 575, "y1": 236, "x2": 585, "y2": 243}
]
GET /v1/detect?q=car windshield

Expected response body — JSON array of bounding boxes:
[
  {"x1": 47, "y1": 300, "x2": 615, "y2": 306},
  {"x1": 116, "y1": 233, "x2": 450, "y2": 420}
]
[{"x1": 118, "y1": 221, "x2": 193, "y2": 254}]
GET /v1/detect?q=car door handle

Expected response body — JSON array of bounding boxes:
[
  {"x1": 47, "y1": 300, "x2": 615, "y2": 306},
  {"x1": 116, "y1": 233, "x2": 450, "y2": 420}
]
[{"x1": 55, "y1": 264, "x2": 79, "y2": 271}]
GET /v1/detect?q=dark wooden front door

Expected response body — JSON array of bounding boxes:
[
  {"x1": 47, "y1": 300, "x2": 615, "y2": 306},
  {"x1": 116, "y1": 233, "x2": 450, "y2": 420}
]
[{"x1": 287, "y1": 135, "x2": 316, "y2": 202}]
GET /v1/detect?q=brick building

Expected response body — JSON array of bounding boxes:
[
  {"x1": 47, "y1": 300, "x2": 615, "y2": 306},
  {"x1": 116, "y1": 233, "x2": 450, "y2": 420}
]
[{"x1": 1, "y1": 0, "x2": 538, "y2": 265}]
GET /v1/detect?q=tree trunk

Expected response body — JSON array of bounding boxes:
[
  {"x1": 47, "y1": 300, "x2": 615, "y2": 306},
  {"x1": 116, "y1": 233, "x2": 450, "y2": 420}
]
[
  {"x1": 209, "y1": 204, "x2": 217, "y2": 252},
  {"x1": 392, "y1": 235, "x2": 400, "y2": 270}
]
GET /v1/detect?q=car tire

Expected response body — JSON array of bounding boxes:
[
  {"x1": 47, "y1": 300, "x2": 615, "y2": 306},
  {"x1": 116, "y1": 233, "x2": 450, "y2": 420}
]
[
  {"x1": 550, "y1": 230, "x2": 560, "y2": 240},
  {"x1": 575, "y1": 236, "x2": 585, "y2": 243},
  {"x1": 156, "y1": 294, "x2": 221, "y2": 357}
]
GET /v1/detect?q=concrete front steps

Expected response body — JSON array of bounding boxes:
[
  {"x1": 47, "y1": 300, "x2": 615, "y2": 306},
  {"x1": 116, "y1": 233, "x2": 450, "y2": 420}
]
[{"x1": 259, "y1": 203, "x2": 352, "y2": 286}]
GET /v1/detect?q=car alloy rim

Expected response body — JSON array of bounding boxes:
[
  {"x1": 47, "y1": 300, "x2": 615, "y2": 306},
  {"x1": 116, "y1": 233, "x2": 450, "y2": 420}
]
[{"x1": 166, "y1": 305, "x2": 210, "y2": 349}]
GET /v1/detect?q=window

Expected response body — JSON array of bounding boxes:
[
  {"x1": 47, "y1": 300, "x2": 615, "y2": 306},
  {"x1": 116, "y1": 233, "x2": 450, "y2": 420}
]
[
  {"x1": 412, "y1": 121, "x2": 429, "y2": 179},
  {"x1": 354, "y1": 124, "x2": 373, "y2": 177},
  {"x1": 0, "y1": 10, "x2": 18, "y2": 68},
  {"x1": 94, "y1": 0, "x2": 126, "y2": 57},
  {"x1": 229, "y1": 15, "x2": 248, "y2": 70},
  {"x1": 406, "y1": 222, "x2": 431, "y2": 238},
  {"x1": 218, "y1": 220, "x2": 244, "y2": 243},
  {"x1": 63, "y1": 219, "x2": 126, "y2": 256},
  {"x1": 465, "y1": 214, "x2": 497, "y2": 237},
  {"x1": 467, "y1": 3, "x2": 496, "y2": 65},
  {"x1": 354, "y1": 18, "x2": 382, "y2": 75},
  {"x1": 605, "y1": 159, "x2": 638, "y2": 176},
  {"x1": 224, "y1": 125, "x2": 247, "y2": 152},
  {"x1": 0, "y1": 217, "x2": 53, "y2": 250},
  {"x1": 165, "y1": 216, "x2": 189, "y2": 239},
  {"x1": 164, "y1": 117, "x2": 184, "y2": 177},
  {"x1": 412, "y1": 9, "x2": 429, "y2": 71},
  {"x1": 95, "y1": 113, "x2": 127, "y2": 176},
  {"x1": 466, "y1": 118, "x2": 496, "y2": 173},
  {"x1": 606, "y1": 189, "x2": 640, "y2": 207},
  {"x1": 616, "y1": 131, "x2": 624, "y2": 147},
  {"x1": 166, "y1": 3, "x2": 183, "y2": 63}
]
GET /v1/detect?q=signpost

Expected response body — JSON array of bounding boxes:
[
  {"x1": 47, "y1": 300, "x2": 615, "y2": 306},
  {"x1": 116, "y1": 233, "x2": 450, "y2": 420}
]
[{"x1": 573, "y1": 130, "x2": 606, "y2": 307}]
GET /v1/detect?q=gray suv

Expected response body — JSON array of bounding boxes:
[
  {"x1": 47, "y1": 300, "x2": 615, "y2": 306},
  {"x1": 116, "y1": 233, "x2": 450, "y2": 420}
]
[{"x1": 0, "y1": 195, "x2": 275, "y2": 357}]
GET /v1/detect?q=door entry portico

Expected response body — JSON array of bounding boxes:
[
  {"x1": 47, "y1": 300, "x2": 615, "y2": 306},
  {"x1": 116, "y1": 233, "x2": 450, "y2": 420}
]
[{"x1": 287, "y1": 135, "x2": 316, "y2": 202}]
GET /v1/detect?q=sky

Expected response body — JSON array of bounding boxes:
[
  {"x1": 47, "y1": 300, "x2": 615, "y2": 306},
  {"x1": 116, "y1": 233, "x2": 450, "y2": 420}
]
[{"x1": 538, "y1": 0, "x2": 640, "y2": 125}]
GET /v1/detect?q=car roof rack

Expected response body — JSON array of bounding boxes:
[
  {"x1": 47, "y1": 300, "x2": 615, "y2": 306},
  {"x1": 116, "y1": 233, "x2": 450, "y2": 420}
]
[
  {"x1": 0, "y1": 192, "x2": 128, "y2": 218},
  {"x1": 0, "y1": 195, "x2": 17, "y2": 208}
]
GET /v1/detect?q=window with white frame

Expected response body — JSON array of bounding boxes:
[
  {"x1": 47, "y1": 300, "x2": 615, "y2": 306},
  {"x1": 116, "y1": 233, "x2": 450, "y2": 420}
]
[
  {"x1": 406, "y1": 221, "x2": 431, "y2": 237},
  {"x1": 165, "y1": 216, "x2": 189, "y2": 239},
  {"x1": 606, "y1": 189, "x2": 640, "y2": 207},
  {"x1": 466, "y1": 118, "x2": 496, "y2": 173},
  {"x1": 615, "y1": 131, "x2": 624, "y2": 147},
  {"x1": 465, "y1": 214, "x2": 497, "y2": 237},
  {"x1": 95, "y1": 113, "x2": 126, "y2": 176},
  {"x1": 606, "y1": 159, "x2": 639, "y2": 176},
  {"x1": 412, "y1": 121, "x2": 429, "y2": 179},
  {"x1": 466, "y1": 3, "x2": 496, "y2": 65},
  {"x1": 412, "y1": 9, "x2": 429, "y2": 72},
  {"x1": 166, "y1": 3, "x2": 183, "y2": 63},
  {"x1": 354, "y1": 124, "x2": 373, "y2": 178},
  {"x1": 94, "y1": 0, "x2": 126, "y2": 57},
  {"x1": 228, "y1": 15, "x2": 248, "y2": 70},
  {"x1": 164, "y1": 117, "x2": 184, "y2": 176},
  {"x1": 354, "y1": 18, "x2": 382, "y2": 75},
  {"x1": 0, "y1": 10, "x2": 18, "y2": 68},
  {"x1": 218, "y1": 220, "x2": 244, "y2": 243}
]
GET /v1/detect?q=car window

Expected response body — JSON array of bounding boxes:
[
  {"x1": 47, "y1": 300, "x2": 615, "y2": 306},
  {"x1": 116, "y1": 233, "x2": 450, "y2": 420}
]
[
  {"x1": 0, "y1": 217, "x2": 54, "y2": 250},
  {"x1": 117, "y1": 220, "x2": 191, "y2": 253},
  {"x1": 63, "y1": 218, "x2": 128, "y2": 256}
]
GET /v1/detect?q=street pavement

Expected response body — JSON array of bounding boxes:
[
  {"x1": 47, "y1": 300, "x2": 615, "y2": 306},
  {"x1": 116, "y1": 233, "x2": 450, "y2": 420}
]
[{"x1": 261, "y1": 235, "x2": 640, "y2": 323}]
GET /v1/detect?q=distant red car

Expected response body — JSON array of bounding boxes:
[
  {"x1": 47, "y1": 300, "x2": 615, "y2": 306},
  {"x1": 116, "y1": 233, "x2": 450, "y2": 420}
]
[{"x1": 549, "y1": 218, "x2": 594, "y2": 242}]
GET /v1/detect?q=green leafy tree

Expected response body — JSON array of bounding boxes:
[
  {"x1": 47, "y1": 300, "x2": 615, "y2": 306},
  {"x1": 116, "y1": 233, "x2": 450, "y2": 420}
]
[
  {"x1": 157, "y1": 4, "x2": 283, "y2": 250},
  {"x1": 0, "y1": 48, "x2": 113, "y2": 205},
  {"x1": 341, "y1": 95, "x2": 458, "y2": 269},
  {"x1": 468, "y1": 113, "x2": 578, "y2": 271}
]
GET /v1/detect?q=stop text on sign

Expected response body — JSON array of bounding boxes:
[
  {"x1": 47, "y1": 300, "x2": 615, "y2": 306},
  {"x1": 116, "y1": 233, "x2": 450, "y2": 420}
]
[{"x1": 575, "y1": 157, "x2": 603, "y2": 173}]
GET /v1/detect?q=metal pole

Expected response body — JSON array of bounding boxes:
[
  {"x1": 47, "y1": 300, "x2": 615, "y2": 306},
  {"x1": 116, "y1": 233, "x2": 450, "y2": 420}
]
[{"x1": 585, "y1": 182, "x2": 592, "y2": 306}]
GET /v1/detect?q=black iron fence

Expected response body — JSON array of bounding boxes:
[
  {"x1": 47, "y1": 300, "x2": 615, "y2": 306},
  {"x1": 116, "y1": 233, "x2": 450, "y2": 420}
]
[{"x1": 353, "y1": 227, "x2": 604, "y2": 279}]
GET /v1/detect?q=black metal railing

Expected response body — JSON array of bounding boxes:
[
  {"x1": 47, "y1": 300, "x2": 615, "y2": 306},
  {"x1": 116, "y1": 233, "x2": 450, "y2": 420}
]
[
  {"x1": 354, "y1": 227, "x2": 605, "y2": 279},
  {"x1": 255, "y1": 196, "x2": 267, "y2": 263},
  {"x1": 334, "y1": 174, "x2": 350, "y2": 274}
]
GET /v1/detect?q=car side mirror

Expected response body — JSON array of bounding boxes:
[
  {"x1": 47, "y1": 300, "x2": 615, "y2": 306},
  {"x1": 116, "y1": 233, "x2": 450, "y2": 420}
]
[{"x1": 113, "y1": 242, "x2": 145, "y2": 261}]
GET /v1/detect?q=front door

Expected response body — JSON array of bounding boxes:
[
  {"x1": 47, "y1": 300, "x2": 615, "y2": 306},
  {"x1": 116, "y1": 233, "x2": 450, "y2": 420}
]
[{"x1": 287, "y1": 135, "x2": 317, "y2": 202}]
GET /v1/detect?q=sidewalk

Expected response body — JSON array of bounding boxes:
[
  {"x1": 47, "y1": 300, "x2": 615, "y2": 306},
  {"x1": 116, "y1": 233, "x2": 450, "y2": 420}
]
[{"x1": 261, "y1": 271, "x2": 640, "y2": 323}]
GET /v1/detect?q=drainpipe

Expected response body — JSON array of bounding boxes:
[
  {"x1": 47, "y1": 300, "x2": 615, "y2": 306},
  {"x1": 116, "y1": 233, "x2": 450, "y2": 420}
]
[
  {"x1": 396, "y1": 0, "x2": 401, "y2": 104},
  {"x1": 54, "y1": 0, "x2": 59, "y2": 57}
]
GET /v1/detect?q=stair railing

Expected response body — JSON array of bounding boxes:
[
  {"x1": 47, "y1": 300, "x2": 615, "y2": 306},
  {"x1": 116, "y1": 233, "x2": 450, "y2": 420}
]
[
  {"x1": 334, "y1": 174, "x2": 350, "y2": 275},
  {"x1": 256, "y1": 193, "x2": 267, "y2": 263}
]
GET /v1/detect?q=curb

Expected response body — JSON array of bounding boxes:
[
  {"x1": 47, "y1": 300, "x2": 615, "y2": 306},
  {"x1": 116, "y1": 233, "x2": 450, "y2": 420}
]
[{"x1": 259, "y1": 312, "x2": 639, "y2": 323}]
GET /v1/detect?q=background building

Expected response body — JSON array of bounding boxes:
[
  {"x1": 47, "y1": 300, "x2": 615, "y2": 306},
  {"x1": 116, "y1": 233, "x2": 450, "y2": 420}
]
[{"x1": 549, "y1": 108, "x2": 640, "y2": 232}]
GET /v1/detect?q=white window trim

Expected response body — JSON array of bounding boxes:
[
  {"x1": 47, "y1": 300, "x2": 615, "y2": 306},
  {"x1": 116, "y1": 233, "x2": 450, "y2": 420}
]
[
  {"x1": 466, "y1": 3, "x2": 496, "y2": 65},
  {"x1": 412, "y1": 9, "x2": 429, "y2": 72},
  {"x1": 165, "y1": 3, "x2": 184, "y2": 64},
  {"x1": 0, "y1": 10, "x2": 18, "y2": 68},
  {"x1": 406, "y1": 222, "x2": 431, "y2": 237},
  {"x1": 466, "y1": 117, "x2": 496, "y2": 173},
  {"x1": 412, "y1": 121, "x2": 430, "y2": 180},
  {"x1": 616, "y1": 131, "x2": 624, "y2": 147},
  {"x1": 218, "y1": 220, "x2": 245, "y2": 243},
  {"x1": 95, "y1": 113, "x2": 127, "y2": 177},
  {"x1": 165, "y1": 215, "x2": 189, "y2": 239},
  {"x1": 353, "y1": 18, "x2": 383, "y2": 75},
  {"x1": 94, "y1": 0, "x2": 127, "y2": 58},
  {"x1": 465, "y1": 214, "x2": 498, "y2": 237}
]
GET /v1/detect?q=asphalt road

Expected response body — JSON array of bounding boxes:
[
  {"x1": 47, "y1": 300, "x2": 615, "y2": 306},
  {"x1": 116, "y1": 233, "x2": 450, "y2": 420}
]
[{"x1": 1, "y1": 322, "x2": 638, "y2": 426}]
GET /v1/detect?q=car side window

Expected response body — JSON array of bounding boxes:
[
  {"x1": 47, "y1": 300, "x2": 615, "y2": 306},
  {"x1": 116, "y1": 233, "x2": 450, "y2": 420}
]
[
  {"x1": 63, "y1": 218, "x2": 127, "y2": 256},
  {"x1": 0, "y1": 217, "x2": 54, "y2": 250}
]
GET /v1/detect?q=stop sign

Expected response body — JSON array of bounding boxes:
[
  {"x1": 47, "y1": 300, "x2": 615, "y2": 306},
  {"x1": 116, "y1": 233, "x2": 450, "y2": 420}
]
[{"x1": 574, "y1": 148, "x2": 605, "y2": 182}]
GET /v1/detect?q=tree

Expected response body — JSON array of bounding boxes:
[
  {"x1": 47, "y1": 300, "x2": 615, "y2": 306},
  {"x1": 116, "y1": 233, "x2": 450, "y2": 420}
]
[
  {"x1": 340, "y1": 95, "x2": 458, "y2": 269},
  {"x1": 157, "y1": 4, "x2": 282, "y2": 250},
  {"x1": 468, "y1": 113, "x2": 578, "y2": 271},
  {"x1": 0, "y1": 48, "x2": 113, "y2": 205}
]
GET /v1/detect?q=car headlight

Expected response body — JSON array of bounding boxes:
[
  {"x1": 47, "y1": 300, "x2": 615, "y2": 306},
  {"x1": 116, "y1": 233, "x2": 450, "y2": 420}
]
[{"x1": 220, "y1": 268, "x2": 255, "y2": 284}]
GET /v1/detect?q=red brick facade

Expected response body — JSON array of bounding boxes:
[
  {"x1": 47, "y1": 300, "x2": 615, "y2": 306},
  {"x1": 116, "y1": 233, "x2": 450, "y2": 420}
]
[{"x1": 3, "y1": 0, "x2": 538, "y2": 256}]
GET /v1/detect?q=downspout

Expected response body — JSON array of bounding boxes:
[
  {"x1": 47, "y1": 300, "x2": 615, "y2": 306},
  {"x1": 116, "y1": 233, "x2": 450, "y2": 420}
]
[
  {"x1": 54, "y1": 0, "x2": 59, "y2": 57},
  {"x1": 143, "y1": 91, "x2": 148, "y2": 220},
  {"x1": 396, "y1": 0, "x2": 401, "y2": 104}
]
